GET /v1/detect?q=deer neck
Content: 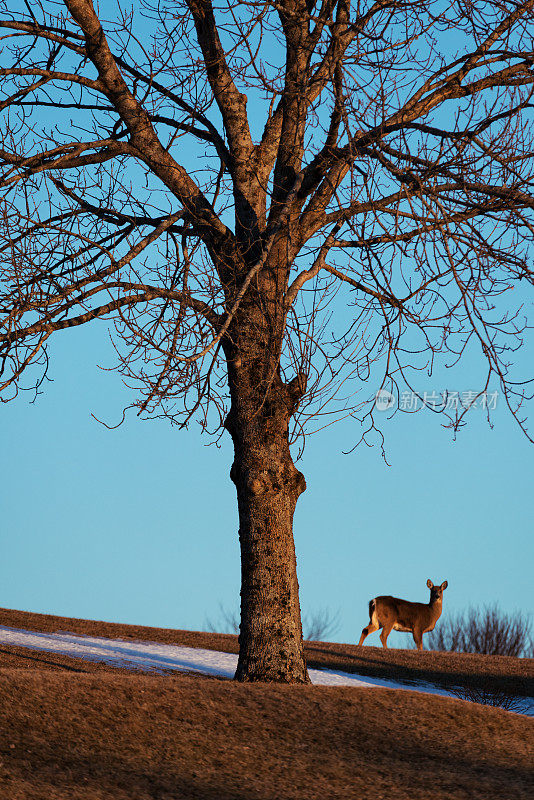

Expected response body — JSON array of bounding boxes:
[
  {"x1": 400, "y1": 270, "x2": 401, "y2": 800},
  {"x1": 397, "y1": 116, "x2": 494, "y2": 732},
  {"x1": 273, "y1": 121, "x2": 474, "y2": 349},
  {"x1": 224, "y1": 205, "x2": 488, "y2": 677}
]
[{"x1": 429, "y1": 597, "x2": 443, "y2": 623}]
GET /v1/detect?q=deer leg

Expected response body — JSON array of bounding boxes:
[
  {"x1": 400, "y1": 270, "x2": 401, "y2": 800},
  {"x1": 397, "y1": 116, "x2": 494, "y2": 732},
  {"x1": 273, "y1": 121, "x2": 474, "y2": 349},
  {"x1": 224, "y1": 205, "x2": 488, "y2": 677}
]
[
  {"x1": 379, "y1": 622, "x2": 394, "y2": 648},
  {"x1": 412, "y1": 628, "x2": 424, "y2": 651},
  {"x1": 358, "y1": 620, "x2": 379, "y2": 646}
]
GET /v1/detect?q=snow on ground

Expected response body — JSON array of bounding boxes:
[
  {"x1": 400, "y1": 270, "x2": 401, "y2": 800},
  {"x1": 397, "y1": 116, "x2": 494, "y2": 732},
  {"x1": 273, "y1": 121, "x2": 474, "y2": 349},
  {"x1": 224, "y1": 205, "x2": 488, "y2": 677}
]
[
  {"x1": 0, "y1": 624, "x2": 436, "y2": 693},
  {"x1": 0, "y1": 625, "x2": 529, "y2": 713}
]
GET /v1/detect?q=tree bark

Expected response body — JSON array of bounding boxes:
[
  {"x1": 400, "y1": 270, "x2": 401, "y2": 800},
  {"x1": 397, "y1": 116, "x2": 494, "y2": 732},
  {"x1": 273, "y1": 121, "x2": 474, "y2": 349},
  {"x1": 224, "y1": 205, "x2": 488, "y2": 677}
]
[
  {"x1": 223, "y1": 308, "x2": 309, "y2": 682},
  {"x1": 232, "y1": 445, "x2": 308, "y2": 682}
]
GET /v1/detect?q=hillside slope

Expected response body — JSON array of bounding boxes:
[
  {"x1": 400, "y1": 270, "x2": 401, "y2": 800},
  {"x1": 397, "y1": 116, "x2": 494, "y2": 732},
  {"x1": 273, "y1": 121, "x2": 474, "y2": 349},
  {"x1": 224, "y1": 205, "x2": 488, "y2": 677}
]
[
  {"x1": 0, "y1": 608, "x2": 533, "y2": 800},
  {"x1": 1, "y1": 667, "x2": 533, "y2": 800},
  {"x1": 1, "y1": 606, "x2": 532, "y2": 696}
]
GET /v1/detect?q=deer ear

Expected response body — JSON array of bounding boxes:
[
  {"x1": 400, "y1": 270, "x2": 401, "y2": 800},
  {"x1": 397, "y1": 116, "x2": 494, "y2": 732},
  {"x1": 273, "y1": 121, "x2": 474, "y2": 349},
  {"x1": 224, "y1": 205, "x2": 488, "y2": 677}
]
[
  {"x1": 441, "y1": 580, "x2": 448, "y2": 590},
  {"x1": 426, "y1": 578, "x2": 433, "y2": 589}
]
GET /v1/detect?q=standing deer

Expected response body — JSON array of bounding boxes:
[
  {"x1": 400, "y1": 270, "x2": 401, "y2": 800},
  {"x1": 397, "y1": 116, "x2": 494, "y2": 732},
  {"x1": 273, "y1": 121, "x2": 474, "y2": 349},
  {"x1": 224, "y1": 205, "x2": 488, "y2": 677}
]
[{"x1": 358, "y1": 579, "x2": 448, "y2": 651}]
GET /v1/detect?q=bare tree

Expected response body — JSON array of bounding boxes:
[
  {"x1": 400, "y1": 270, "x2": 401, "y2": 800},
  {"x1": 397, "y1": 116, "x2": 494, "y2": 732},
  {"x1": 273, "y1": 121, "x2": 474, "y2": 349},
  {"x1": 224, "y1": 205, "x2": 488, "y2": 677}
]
[
  {"x1": 0, "y1": 0, "x2": 533, "y2": 682},
  {"x1": 426, "y1": 605, "x2": 534, "y2": 657}
]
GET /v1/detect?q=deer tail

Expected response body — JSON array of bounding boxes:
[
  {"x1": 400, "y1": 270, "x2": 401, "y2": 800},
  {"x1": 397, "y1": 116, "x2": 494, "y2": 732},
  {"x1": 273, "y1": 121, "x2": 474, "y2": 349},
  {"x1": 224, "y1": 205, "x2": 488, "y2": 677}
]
[{"x1": 368, "y1": 598, "x2": 377, "y2": 624}]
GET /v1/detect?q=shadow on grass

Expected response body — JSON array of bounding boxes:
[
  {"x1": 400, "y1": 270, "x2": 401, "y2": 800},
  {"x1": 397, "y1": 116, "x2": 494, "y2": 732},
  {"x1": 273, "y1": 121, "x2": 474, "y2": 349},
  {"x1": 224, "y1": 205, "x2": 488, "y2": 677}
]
[
  {"x1": 0, "y1": 646, "x2": 87, "y2": 673},
  {"x1": 305, "y1": 644, "x2": 534, "y2": 699}
]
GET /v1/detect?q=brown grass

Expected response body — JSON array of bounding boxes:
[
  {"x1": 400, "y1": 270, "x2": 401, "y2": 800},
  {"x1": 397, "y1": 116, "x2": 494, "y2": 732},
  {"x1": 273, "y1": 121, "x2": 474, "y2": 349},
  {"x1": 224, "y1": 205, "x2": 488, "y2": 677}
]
[
  {"x1": 1, "y1": 606, "x2": 532, "y2": 695},
  {"x1": 0, "y1": 608, "x2": 532, "y2": 800}
]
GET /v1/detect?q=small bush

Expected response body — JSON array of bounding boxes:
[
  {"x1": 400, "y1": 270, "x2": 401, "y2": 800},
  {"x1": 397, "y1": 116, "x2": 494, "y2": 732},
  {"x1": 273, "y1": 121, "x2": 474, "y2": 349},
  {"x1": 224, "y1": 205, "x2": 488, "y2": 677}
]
[
  {"x1": 426, "y1": 604, "x2": 533, "y2": 658},
  {"x1": 301, "y1": 608, "x2": 341, "y2": 642},
  {"x1": 205, "y1": 604, "x2": 340, "y2": 642},
  {"x1": 450, "y1": 683, "x2": 533, "y2": 715}
]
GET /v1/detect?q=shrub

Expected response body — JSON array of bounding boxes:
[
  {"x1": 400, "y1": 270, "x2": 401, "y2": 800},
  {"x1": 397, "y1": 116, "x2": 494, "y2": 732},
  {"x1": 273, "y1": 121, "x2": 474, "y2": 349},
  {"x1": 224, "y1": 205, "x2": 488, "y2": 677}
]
[
  {"x1": 426, "y1": 604, "x2": 533, "y2": 658},
  {"x1": 206, "y1": 604, "x2": 340, "y2": 642}
]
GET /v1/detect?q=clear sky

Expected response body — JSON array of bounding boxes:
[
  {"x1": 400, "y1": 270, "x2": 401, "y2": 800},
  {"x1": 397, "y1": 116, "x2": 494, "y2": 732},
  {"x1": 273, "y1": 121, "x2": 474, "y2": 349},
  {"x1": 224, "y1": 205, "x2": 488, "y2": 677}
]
[{"x1": 1, "y1": 315, "x2": 532, "y2": 646}]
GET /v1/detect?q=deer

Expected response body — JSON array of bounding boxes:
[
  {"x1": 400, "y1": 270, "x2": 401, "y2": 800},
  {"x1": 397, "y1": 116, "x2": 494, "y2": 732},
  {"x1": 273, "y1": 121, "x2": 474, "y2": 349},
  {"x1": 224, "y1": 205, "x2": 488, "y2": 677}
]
[{"x1": 358, "y1": 579, "x2": 448, "y2": 651}]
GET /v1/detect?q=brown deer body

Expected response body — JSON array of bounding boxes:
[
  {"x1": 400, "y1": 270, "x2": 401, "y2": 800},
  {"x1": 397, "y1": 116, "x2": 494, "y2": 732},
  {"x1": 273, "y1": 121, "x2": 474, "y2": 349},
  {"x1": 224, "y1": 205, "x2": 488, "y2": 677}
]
[{"x1": 358, "y1": 579, "x2": 448, "y2": 651}]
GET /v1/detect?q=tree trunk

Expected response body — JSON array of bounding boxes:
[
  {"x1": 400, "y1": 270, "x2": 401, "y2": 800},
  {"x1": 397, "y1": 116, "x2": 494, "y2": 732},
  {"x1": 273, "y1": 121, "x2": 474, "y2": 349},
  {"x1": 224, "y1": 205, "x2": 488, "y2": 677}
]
[{"x1": 224, "y1": 324, "x2": 309, "y2": 682}]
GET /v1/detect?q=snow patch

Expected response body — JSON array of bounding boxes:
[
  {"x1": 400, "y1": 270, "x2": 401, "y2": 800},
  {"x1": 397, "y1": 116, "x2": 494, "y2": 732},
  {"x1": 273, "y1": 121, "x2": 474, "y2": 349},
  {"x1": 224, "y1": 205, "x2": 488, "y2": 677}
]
[{"x1": 0, "y1": 625, "x2": 530, "y2": 714}]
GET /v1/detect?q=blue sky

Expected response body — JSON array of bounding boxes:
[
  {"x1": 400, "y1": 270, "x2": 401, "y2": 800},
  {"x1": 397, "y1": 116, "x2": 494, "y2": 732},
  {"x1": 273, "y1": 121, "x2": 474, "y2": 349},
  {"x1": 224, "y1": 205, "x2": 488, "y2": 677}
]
[{"x1": 1, "y1": 315, "x2": 532, "y2": 646}]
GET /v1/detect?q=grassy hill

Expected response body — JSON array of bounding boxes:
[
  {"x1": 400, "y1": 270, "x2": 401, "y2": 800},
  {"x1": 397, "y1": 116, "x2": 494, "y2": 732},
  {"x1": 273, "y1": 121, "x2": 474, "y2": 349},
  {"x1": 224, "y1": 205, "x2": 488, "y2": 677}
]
[{"x1": 0, "y1": 608, "x2": 532, "y2": 799}]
